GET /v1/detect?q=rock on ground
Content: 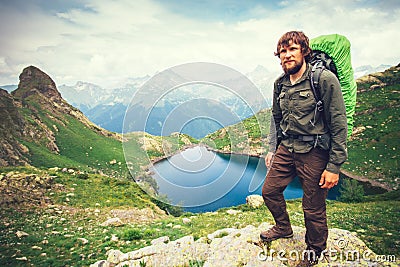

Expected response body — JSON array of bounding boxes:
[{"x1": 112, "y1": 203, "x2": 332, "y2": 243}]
[
  {"x1": 90, "y1": 222, "x2": 396, "y2": 267},
  {"x1": 246, "y1": 194, "x2": 265, "y2": 208}
]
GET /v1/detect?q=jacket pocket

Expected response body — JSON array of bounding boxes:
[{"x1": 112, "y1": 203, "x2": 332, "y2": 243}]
[
  {"x1": 294, "y1": 89, "x2": 315, "y2": 112},
  {"x1": 278, "y1": 92, "x2": 287, "y2": 110}
]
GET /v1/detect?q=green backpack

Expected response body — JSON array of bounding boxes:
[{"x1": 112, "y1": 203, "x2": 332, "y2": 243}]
[{"x1": 309, "y1": 34, "x2": 357, "y2": 138}]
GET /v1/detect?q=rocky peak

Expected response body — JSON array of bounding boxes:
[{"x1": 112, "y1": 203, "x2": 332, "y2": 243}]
[
  {"x1": 0, "y1": 65, "x2": 121, "y2": 167},
  {"x1": 12, "y1": 66, "x2": 61, "y2": 101}
]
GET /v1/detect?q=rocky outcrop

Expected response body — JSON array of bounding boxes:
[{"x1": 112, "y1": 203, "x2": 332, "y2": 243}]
[
  {"x1": 91, "y1": 222, "x2": 393, "y2": 267},
  {"x1": 0, "y1": 89, "x2": 29, "y2": 166},
  {"x1": 0, "y1": 66, "x2": 121, "y2": 166},
  {"x1": 12, "y1": 66, "x2": 62, "y2": 101},
  {"x1": 12, "y1": 66, "x2": 119, "y2": 139},
  {"x1": 0, "y1": 171, "x2": 56, "y2": 208}
]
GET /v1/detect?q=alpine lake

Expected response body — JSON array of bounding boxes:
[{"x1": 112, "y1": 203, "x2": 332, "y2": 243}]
[{"x1": 150, "y1": 146, "x2": 384, "y2": 213}]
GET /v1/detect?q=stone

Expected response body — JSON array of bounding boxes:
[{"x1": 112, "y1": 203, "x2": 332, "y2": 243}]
[
  {"x1": 101, "y1": 217, "x2": 124, "y2": 227},
  {"x1": 78, "y1": 238, "x2": 89, "y2": 245},
  {"x1": 207, "y1": 228, "x2": 237, "y2": 240},
  {"x1": 106, "y1": 249, "x2": 123, "y2": 264},
  {"x1": 90, "y1": 260, "x2": 109, "y2": 267},
  {"x1": 151, "y1": 236, "x2": 170, "y2": 246},
  {"x1": 226, "y1": 209, "x2": 242, "y2": 215},
  {"x1": 182, "y1": 218, "x2": 191, "y2": 224},
  {"x1": 246, "y1": 194, "x2": 265, "y2": 208},
  {"x1": 111, "y1": 234, "x2": 118, "y2": 242},
  {"x1": 16, "y1": 230, "x2": 29, "y2": 238}
]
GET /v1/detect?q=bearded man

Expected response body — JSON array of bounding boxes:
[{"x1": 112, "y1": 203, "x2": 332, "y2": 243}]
[{"x1": 261, "y1": 31, "x2": 348, "y2": 267}]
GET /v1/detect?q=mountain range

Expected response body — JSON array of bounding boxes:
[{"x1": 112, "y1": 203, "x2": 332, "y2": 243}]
[
  {"x1": 56, "y1": 63, "x2": 392, "y2": 136},
  {"x1": 59, "y1": 64, "x2": 275, "y2": 137},
  {"x1": 1, "y1": 64, "x2": 389, "y2": 137}
]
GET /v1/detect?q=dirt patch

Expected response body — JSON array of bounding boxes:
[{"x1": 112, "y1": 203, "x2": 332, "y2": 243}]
[{"x1": 109, "y1": 207, "x2": 167, "y2": 224}]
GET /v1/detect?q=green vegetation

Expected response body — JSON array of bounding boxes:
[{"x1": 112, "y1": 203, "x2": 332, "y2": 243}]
[
  {"x1": 29, "y1": 112, "x2": 126, "y2": 176},
  {"x1": 346, "y1": 84, "x2": 399, "y2": 189},
  {"x1": 1, "y1": 167, "x2": 398, "y2": 266},
  {"x1": 202, "y1": 109, "x2": 271, "y2": 154},
  {"x1": 338, "y1": 178, "x2": 365, "y2": 202},
  {"x1": 345, "y1": 66, "x2": 399, "y2": 189}
]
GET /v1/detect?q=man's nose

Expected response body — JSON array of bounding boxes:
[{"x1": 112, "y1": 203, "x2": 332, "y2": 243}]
[{"x1": 285, "y1": 51, "x2": 293, "y2": 58}]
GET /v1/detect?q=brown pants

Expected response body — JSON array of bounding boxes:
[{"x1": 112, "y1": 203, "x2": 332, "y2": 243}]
[{"x1": 262, "y1": 144, "x2": 329, "y2": 254}]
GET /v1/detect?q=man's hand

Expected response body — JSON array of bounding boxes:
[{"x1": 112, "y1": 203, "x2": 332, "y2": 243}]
[
  {"x1": 265, "y1": 152, "x2": 274, "y2": 168},
  {"x1": 319, "y1": 170, "x2": 339, "y2": 189}
]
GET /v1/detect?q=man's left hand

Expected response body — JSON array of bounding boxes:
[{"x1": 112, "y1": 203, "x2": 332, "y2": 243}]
[{"x1": 319, "y1": 170, "x2": 339, "y2": 189}]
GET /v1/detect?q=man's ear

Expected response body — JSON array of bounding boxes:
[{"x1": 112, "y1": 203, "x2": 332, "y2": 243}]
[{"x1": 303, "y1": 47, "x2": 311, "y2": 57}]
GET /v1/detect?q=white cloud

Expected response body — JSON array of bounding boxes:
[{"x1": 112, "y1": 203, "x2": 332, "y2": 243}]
[{"x1": 0, "y1": 0, "x2": 399, "y2": 87}]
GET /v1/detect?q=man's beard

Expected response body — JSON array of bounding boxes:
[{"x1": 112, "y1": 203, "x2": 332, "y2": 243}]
[{"x1": 283, "y1": 58, "x2": 304, "y2": 75}]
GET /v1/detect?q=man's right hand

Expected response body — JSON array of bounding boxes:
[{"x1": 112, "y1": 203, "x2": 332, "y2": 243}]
[{"x1": 265, "y1": 152, "x2": 275, "y2": 168}]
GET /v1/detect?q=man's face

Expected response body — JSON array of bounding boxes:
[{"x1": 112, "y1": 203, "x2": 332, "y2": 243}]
[{"x1": 279, "y1": 40, "x2": 304, "y2": 75}]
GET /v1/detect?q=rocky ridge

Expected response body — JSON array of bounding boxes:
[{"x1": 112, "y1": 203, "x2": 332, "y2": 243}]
[{"x1": 91, "y1": 222, "x2": 394, "y2": 267}]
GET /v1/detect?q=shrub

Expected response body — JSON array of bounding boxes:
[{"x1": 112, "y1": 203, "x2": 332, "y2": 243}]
[
  {"x1": 122, "y1": 228, "x2": 143, "y2": 240},
  {"x1": 338, "y1": 178, "x2": 365, "y2": 202},
  {"x1": 152, "y1": 195, "x2": 183, "y2": 217},
  {"x1": 76, "y1": 172, "x2": 89, "y2": 179}
]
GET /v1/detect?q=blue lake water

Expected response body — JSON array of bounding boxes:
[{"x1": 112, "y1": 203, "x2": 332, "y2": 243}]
[{"x1": 150, "y1": 146, "x2": 340, "y2": 213}]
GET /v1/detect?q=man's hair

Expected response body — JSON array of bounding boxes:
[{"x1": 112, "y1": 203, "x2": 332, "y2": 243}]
[{"x1": 275, "y1": 31, "x2": 312, "y2": 63}]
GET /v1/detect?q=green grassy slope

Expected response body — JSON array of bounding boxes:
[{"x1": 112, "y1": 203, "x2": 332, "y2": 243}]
[
  {"x1": 14, "y1": 95, "x2": 125, "y2": 176},
  {"x1": 201, "y1": 108, "x2": 272, "y2": 155},
  {"x1": 0, "y1": 167, "x2": 398, "y2": 267},
  {"x1": 0, "y1": 167, "x2": 163, "y2": 267},
  {"x1": 346, "y1": 65, "x2": 400, "y2": 189}
]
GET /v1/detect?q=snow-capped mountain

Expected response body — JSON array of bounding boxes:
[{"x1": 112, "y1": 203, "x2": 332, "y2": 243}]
[
  {"x1": 58, "y1": 75, "x2": 149, "y2": 109},
  {"x1": 353, "y1": 64, "x2": 391, "y2": 79}
]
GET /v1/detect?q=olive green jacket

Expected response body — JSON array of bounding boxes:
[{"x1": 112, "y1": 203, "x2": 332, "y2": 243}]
[{"x1": 269, "y1": 64, "x2": 348, "y2": 174}]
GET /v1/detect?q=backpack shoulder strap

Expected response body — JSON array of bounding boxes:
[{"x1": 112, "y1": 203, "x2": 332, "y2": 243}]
[
  {"x1": 310, "y1": 61, "x2": 324, "y2": 112},
  {"x1": 276, "y1": 73, "x2": 286, "y2": 94}
]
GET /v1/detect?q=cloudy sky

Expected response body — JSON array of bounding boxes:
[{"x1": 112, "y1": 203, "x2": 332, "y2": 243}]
[{"x1": 0, "y1": 0, "x2": 399, "y2": 88}]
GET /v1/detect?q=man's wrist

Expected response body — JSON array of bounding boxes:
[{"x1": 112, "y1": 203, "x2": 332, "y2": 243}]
[{"x1": 326, "y1": 162, "x2": 341, "y2": 174}]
